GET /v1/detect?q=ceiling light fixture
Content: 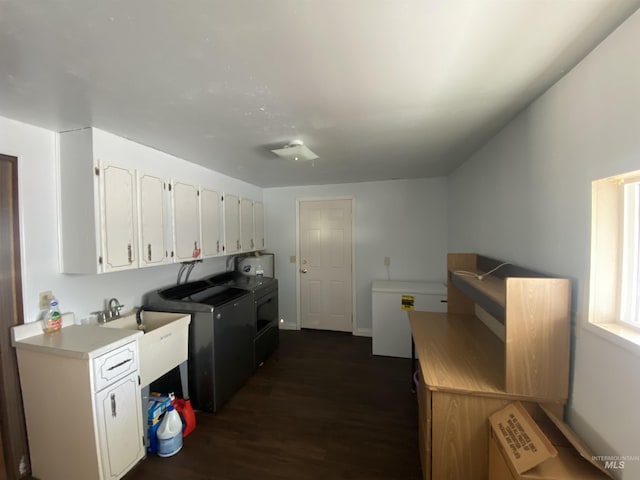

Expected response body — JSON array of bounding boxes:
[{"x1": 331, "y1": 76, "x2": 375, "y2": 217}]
[{"x1": 271, "y1": 140, "x2": 318, "y2": 162}]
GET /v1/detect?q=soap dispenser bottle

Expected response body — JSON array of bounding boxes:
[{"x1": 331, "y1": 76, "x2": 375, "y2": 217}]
[{"x1": 41, "y1": 297, "x2": 62, "y2": 334}]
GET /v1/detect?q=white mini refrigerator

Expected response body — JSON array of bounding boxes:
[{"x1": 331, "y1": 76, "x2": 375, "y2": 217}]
[{"x1": 372, "y1": 280, "x2": 447, "y2": 358}]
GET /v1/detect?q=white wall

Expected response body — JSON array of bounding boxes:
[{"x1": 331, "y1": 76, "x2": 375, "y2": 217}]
[
  {"x1": 1, "y1": 116, "x2": 261, "y2": 324},
  {"x1": 263, "y1": 178, "x2": 448, "y2": 333},
  {"x1": 448, "y1": 9, "x2": 640, "y2": 479}
]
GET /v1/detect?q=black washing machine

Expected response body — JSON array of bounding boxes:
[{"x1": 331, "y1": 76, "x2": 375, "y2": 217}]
[
  {"x1": 207, "y1": 272, "x2": 280, "y2": 368},
  {"x1": 144, "y1": 280, "x2": 254, "y2": 412}
]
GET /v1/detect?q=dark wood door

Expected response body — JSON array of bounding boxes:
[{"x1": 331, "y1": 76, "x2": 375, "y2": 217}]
[{"x1": 0, "y1": 154, "x2": 29, "y2": 479}]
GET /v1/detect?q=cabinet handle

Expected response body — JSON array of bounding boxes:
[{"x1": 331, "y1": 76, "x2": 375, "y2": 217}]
[
  {"x1": 111, "y1": 393, "x2": 117, "y2": 417},
  {"x1": 148, "y1": 243, "x2": 152, "y2": 261},
  {"x1": 216, "y1": 240, "x2": 220, "y2": 253},
  {"x1": 251, "y1": 239, "x2": 254, "y2": 249},
  {"x1": 107, "y1": 358, "x2": 132, "y2": 371},
  {"x1": 127, "y1": 244, "x2": 133, "y2": 264},
  {"x1": 237, "y1": 240, "x2": 241, "y2": 250}
]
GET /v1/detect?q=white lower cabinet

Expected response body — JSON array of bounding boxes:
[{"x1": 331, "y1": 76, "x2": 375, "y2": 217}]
[
  {"x1": 13, "y1": 325, "x2": 145, "y2": 480},
  {"x1": 96, "y1": 373, "x2": 144, "y2": 479}
]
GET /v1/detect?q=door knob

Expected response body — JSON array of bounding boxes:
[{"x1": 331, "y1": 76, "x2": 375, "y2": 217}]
[{"x1": 300, "y1": 268, "x2": 308, "y2": 274}]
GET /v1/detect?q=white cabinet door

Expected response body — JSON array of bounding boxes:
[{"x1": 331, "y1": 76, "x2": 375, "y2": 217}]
[
  {"x1": 200, "y1": 188, "x2": 222, "y2": 258},
  {"x1": 224, "y1": 193, "x2": 241, "y2": 254},
  {"x1": 138, "y1": 173, "x2": 168, "y2": 267},
  {"x1": 15, "y1": 332, "x2": 144, "y2": 480},
  {"x1": 100, "y1": 162, "x2": 138, "y2": 272},
  {"x1": 254, "y1": 201, "x2": 265, "y2": 250},
  {"x1": 240, "y1": 198, "x2": 254, "y2": 252},
  {"x1": 172, "y1": 181, "x2": 201, "y2": 262},
  {"x1": 95, "y1": 373, "x2": 145, "y2": 480}
]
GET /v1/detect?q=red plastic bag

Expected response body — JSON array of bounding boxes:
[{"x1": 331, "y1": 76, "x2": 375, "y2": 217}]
[{"x1": 172, "y1": 398, "x2": 196, "y2": 438}]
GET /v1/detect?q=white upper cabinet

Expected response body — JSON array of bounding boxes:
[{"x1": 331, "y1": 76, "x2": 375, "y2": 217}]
[
  {"x1": 59, "y1": 128, "x2": 265, "y2": 272},
  {"x1": 200, "y1": 188, "x2": 222, "y2": 258},
  {"x1": 228, "y1": 196, "x2": 264, "y2": 254},
  {"x1": 240, "y1": 197, "x2": 254, "y2": 252},
  {"x1": 254, "y1": 201, "x2": 265, "y2": 250},
  {"x1": 59, "y1": 129, "x2": 139, "y2": 274},
  {"x1": 100, "y1": 162, "x2": 138, "y2": 272},
  {"x1": 172, "y1": 181, "x2": 201, "y2": 262},
  {"x1": 138, "y1": 172, "x2": 169, "y2": 267},
  {"x1": 224, "y1": 193, "x2": 241, "y2": 254}
]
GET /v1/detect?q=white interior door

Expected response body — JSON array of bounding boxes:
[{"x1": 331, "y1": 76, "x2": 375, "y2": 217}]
[{"x1": 299, "y1": 198, "x2": 353, "y2": 332}]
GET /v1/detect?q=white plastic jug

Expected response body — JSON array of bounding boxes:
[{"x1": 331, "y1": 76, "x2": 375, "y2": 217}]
[{"x1": 156, "y1": 405, "x2": 183, "y2": 457}]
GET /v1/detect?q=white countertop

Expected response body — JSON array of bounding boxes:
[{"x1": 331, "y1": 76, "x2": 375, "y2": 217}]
[{"x1": 13, "y1": 324, "x2": 142, "y2": 360}]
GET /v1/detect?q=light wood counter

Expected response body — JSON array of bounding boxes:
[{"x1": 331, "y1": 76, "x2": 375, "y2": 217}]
[
  {"x1": 411, "y1": 253, "x2": 571, "y2": 480},
  {"x1": 409, "y1": 310, "x2": 568, "y2": 403},
  {"x1": 410, "y1": 310, "x2": 504, "y2": 395},
  {"x1": 410, "y1": 310, "x2": 567, "y2": 480}
]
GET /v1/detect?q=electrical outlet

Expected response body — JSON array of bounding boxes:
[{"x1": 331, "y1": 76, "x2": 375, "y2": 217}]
[
  {"x1": 38, "y1": 291, "x2": 53, "y2": 309},
  {"x1": 384, "y1": 257, "x2": 391, "y2": 266}
]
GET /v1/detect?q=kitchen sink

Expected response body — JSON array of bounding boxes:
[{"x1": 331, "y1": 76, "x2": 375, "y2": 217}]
[{"x1": 101, "y1": 311, "x2": 190, "y2": 387}]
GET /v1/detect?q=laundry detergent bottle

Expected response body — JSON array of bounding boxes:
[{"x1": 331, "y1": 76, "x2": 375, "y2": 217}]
[{"x1": 156, "y1": 405, "x2": 183, "y2": 457}]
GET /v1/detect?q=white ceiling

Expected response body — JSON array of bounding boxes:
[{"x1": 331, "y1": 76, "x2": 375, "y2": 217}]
[{"x1": 1, "y1": 1, "x2": 639, "y2": 187}]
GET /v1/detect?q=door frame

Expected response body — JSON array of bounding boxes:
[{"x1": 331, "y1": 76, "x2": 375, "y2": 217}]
[
  {"x1": 295, "y1": 196, "x2": 356, "y2": 333},
  {"x1": 0, "y1": 154, "x2": 29, "y2": 478}
]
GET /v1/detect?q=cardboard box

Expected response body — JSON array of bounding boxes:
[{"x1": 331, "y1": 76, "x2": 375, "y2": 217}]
[{"x1": 489, "y1": 402, "x2": 613, "y2": 480}]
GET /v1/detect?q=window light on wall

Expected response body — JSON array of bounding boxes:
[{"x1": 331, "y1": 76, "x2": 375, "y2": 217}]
[
  {"x1": 589, "y1": 169, "x2": 640, "y2": 349},
  {"x1": 620, "y1": 180, "x2": 640, "y2": 327}
]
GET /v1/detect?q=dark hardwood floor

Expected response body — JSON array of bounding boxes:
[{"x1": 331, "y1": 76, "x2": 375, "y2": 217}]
[{"x1": 124, "y1": 329, "x2": 421, "y2": 480}]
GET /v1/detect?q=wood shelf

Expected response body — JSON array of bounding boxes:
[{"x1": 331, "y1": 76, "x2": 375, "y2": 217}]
[
  {"x1": 411, "y1": 252, "x2": 571, "y2": 480},
  {"x1": 452, "y1": 273, "x2": 506, "y2": 306},
  {"x1": 447, "y1": 253, "x2": 571, "y2": 400},
  {"x1": 450, "y1": 272, "x2": 506, "y2": 322}
]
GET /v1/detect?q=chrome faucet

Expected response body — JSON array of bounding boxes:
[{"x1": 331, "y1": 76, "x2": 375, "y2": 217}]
[
  {"x1": 107, "y1": 298, "x2": 123, "y2": 319},
  {"x1": 90, "y1": 310, "x2": 106, "y2": 324}
]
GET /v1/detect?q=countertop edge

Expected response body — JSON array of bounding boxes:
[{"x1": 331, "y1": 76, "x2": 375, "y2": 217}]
[{"x1": 13, "y1": 325, "x2": 142, "y2": 360}]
